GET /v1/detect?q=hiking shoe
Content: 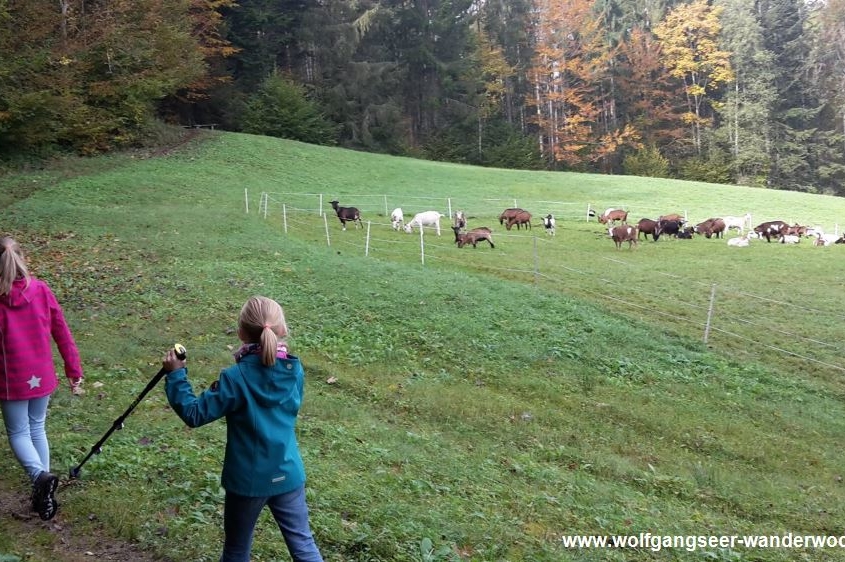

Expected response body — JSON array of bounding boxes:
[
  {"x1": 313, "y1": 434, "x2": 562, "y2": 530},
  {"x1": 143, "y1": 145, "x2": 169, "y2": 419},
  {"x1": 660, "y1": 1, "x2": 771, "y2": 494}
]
[{"x1": 32, "y1": 471, "x2": 59, "y2": 520}]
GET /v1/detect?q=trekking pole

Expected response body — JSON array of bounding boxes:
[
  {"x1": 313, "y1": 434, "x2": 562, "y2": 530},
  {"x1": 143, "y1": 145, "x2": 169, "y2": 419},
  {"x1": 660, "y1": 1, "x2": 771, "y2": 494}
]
[{"x1": 69, "y1": 344, "x2": 186, "y2": 479}]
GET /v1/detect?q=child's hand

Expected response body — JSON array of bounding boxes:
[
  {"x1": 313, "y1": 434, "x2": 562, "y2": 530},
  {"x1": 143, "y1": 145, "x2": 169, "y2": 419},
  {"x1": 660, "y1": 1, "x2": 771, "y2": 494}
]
[
  {"x1": 70, "y1": 378, "x2": 85, "y2": 396},
  {"x1": 162, "y1": 348, "x2": 187, "y2": 373}
]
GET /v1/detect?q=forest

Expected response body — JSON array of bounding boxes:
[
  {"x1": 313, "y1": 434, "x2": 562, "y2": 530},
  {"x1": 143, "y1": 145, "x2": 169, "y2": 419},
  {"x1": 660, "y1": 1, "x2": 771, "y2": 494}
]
[{"x1": 2, "y1": 0, "x2": 844, "y2": 194}]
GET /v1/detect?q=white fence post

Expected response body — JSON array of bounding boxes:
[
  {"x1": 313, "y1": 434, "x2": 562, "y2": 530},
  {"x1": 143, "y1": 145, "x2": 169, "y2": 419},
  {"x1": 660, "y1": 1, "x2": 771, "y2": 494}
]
[
  {"x1": 244, "y1": 188, "x2": 249, "y2": 214},
  {"x1": 282, "y1": 204, "x2": 288, "y2": 234},
  {"x1": 365, "y1": 221, "x2": 371, "y2": 257},
  {"x1": 324, "y1": 214, "x2": 331, "y2": 246},
  {"x1": 704, "y1": 283, "x2": 717, "y2": 344},
  {"x1": 419, "y1": 225, "x2": 425, "y2": 265}
]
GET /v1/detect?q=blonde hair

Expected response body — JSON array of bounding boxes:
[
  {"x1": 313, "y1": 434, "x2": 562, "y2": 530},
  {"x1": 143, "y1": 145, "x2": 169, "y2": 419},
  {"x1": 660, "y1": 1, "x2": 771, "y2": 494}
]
[
  {"x1": 0, "y1": 237, "x2": 30, "y2": 297},
  {"x1": 239, "y1": 296, "x2": 289, "y2": 366}
]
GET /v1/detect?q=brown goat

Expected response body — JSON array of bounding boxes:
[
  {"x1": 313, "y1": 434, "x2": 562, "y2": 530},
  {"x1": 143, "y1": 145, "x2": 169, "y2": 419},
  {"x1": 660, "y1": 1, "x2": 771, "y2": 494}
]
[{"x1": 452, "y1": 226, "x2": 495, "y2": 248}]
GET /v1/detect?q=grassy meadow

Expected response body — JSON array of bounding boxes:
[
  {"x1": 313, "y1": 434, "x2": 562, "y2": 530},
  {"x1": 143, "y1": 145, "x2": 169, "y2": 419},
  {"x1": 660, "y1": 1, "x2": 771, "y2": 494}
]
[{"x1": 1, "y1": 131, "x2": 845, "y2": 561}]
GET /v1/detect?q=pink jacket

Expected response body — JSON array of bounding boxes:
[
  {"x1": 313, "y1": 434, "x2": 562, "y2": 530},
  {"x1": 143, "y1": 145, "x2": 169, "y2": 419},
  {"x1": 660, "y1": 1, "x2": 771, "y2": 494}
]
[{"x1": 0, "y1": 277, "x2": 82, "y2": 400}]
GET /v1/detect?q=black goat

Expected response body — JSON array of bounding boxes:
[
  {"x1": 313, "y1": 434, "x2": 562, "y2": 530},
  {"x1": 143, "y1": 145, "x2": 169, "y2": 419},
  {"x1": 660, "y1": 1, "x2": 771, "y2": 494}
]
[{"x1": 329, "y1": 200, "x2": 363, "y2": 230}]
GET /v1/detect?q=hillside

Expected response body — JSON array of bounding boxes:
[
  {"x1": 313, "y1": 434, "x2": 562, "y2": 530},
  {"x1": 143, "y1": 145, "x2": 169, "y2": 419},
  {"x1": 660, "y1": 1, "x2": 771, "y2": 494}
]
[{"x1": 1, "y1": 132, "x2": 845, "y2": 562}]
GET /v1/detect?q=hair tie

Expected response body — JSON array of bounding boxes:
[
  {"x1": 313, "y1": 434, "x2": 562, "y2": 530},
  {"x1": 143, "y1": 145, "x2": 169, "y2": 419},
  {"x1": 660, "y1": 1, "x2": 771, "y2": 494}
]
[{"x1": 263, "y1": 324, "x2": 271, "y2": 329}]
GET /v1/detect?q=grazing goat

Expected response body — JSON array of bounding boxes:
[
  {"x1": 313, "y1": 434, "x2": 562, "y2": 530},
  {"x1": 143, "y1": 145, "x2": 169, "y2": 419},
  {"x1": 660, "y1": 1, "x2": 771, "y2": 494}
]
[
  {"x1": 452, "y1": 226, "x2": 495, "y2": 248},
  {"x1": 543, "y1": 214, "x2": 556, "y2": 236},
  {"x1": 499, "y1": 208, "x2": 530, "y2": 229},
  {"x1": 599, "y1": 208, "x2": 628, "y2": 225},
  {"x1": 655, "y1": 219, "x2": 682, "y2": 239},
  {"x1": 609, "y1": 225, "x2": 638, "y2": 249},
  {"x1": 453, "y1": 210, "x2": 467, "y2": 230},
  {"x1": 329, "y1": 200, "x2": 363, "y2": 230},
  {"x1": 404, "y1": 210, "x2": 444, "y2": 235},
  {"x1": 505, "y1": 209, "x2": 532, "y2": 231},
  {"x1": 695, "y1": 218, "x2": 726, "y2": 239},
  {"x1": 390, "y1": 208, "x2": 404, "y2": 231}
]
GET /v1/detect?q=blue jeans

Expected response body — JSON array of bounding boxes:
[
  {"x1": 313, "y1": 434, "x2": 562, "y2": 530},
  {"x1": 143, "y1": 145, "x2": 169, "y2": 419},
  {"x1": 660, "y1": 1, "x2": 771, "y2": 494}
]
[
  {"x1": 221, "y1": 485, "x2": 323, "y2": 562},
  {"x1": 1, "y1": 396, "x2": 51, "y2": 482}
]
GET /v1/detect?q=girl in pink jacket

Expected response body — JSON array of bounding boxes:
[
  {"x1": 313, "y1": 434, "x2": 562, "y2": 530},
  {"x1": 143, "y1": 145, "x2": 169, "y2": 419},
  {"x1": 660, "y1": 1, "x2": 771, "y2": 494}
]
[{"x1": 0, "y1": 236, "x2": 83, "y2": 520}]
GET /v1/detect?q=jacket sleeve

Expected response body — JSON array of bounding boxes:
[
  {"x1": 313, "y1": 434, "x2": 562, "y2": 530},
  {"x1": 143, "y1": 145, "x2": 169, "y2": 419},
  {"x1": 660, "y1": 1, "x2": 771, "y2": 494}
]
[
  {"x1": 46, "y1": 284, "x2": 83, "y2": 380},
  {"x1": 165, "y1": 367, "x2": 243, "y2": 428}
]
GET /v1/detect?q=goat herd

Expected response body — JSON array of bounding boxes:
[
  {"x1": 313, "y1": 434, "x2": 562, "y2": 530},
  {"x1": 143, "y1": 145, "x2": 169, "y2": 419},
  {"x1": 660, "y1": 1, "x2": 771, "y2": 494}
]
[
  {"x1": 328, "y1": 200, "x2": 844, "y2": 251},
  {"x1": 329, "y1": 199, "x2": 553, "y2": 250},
  {"x1": 595, "y1": 207, "x2": 845, "y2": 250}
]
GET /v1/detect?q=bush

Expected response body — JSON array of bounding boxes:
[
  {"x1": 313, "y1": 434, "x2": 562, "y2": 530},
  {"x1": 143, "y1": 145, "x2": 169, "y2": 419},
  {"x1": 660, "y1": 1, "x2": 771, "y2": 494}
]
[
  {"x1": 241, "y1": 74, "x2": 338, "y2": 145},
  {"x1": 622, "y1": 145, "x2": 671, "y2": 178}
]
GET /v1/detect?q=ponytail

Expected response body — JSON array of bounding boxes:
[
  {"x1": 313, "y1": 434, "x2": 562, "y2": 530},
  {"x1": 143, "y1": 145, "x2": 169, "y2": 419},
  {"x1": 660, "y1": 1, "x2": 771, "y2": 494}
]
[
  {"x1": 0, "y1": 237, "x2": 29, "y2": 297},
  {"x1": 238, "y1": 296, "x2": 289, "y2": 367},
  {"x1": 259, "y1": 326, "x2": 279, "y2": 367}
]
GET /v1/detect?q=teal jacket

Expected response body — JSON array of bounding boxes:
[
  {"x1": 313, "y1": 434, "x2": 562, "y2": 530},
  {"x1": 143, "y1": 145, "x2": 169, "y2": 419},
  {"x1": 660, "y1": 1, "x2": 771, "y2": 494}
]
[{"x1": 165, "y1": 354, "x2": 307, "y2": 497}]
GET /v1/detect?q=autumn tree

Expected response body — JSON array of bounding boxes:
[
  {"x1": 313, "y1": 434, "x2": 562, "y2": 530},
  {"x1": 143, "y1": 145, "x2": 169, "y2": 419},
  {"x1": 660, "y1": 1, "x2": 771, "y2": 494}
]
[
  {"x1": 653, "y1": 0, "x2": 733, "y2": 155},
  {"x1": 527, "y1": 0, "x2": 640, "y2": 171}
]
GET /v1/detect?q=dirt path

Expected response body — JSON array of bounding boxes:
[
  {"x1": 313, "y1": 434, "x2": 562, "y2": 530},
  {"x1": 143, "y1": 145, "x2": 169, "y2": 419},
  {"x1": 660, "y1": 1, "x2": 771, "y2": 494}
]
[{"x1": 0, "y1": 484, "x2": 168, "y2": 562}]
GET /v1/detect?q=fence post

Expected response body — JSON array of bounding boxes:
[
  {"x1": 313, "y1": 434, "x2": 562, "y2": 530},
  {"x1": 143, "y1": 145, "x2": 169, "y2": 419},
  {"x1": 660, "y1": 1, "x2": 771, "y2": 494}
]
[
  {"x1": 263, "y1": 193, "x2": 268, "y2": 219},
  {"x1": 319, "y1": 194, "x2": 324, "y2": 217},
  {"x1": 447, "y1": 198, "x2": 452, "y2": 221},
  {"x1": 282, "y1": 204, "x2": 288, "y2": 234},
  {"x1": 419, "y1": 226, "x2": 425, "y2": 266},
  {"x1": 533, "y1": 236, "x2": 539, "y2": 285},
  {"x1": 324, "y1": 213, "x2": 331, "y2": 246},
  {"x1": 365, "y1": 221, "x2": 371, "y2": 257},
  {"x1": 384, "y1": 195, "x2": 388, "y2": 219},
  {"x1": 244, "y1": 188, "x2": 249, "y2": 214},
  {"x1": 703, "y1": 283, "x2": 717, "y2": 344}
]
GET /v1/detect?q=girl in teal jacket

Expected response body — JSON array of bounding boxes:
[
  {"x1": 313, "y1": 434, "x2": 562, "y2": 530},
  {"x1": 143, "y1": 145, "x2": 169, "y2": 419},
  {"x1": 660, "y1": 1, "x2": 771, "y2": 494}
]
[{"x1": 162, "y1": 296, "x2": 323, "y2": 562}]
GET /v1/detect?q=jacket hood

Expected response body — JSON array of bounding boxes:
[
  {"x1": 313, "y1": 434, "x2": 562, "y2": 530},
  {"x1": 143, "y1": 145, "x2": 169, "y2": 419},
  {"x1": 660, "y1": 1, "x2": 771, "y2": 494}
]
[
  {"x1": 239, "y1": 354, "x2": 302, "y2": 409},
  {"x1": 3, "y1": 277, "x2": 34, "y2": 308}
]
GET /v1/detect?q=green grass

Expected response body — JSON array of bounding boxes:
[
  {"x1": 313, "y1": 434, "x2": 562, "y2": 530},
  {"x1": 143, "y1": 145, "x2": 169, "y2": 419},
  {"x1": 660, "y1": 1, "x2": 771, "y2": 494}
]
[{"x1": 2, "y1": 131, "x2": 845, "y2": 561}]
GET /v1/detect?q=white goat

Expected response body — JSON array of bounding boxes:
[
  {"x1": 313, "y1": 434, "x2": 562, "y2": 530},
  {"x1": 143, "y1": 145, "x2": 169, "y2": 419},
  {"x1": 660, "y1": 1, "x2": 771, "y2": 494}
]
[
  {"x1": 390, "y1": 208, "x2": 404, "y2": 231},
  {"x1": 727, "y1": 235, "x2": 749, "y2": 247},
  {"x1": 404, "y1": 211, "x2": 444, "y2": 235},
  {"x1": 722, "y1": 213, "x2": 751, "y2": 234},
  {"x1": 807, "y1": 228, "x2": 839, "y2": 246}
]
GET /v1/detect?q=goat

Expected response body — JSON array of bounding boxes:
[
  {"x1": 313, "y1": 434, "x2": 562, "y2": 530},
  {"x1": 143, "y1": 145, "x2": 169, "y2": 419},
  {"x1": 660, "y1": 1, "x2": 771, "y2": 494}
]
[
  {"x1": 637, "y1": 218, "x2": 659, "y2": 241},
  {"x1": 329, "y1": 200, "x2": 362, "y2": 231},
  {"x1": 609, "y1": 225, "x2": 638, "y2": 249},
  {"x1": 727, "y1": 235, "x2": 750, "y2": 247},
  {"x1": 453, "y1": 210, "x2": 467, "y2": 230},
  {"x1": 404, "y1": 210, "x2": 444, "y2": 235},
  {"x1": 505, "y1": 209, "x2": 532, "y2": 231},
  {"x1": 542, "y1": 214, "x2": 556, "y2": 236},
  {"x1": 722, "y1": 213, "x2": 751, "y2": 234},
  {"x1": 599, "y1": 208, "x2": 628, "y2": 225},
  {"x1": 807, "y1": 228, "x2": 840, "y2": 246},
  {"x1": 390, "y1": 208, "x2": 404, "y2": 231},
  {"x1": 452, "y1": 226, "x2": 495, "y2": 248},
  {"x1": 499, "y1": 208, "x2": 525, "y2": 227}
]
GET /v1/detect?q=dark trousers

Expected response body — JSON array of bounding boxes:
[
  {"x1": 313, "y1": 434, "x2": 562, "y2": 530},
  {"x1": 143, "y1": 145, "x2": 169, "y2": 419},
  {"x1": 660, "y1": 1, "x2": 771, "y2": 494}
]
[{"x1": 221, "y1": 485, "x2": 323, "y2": 562}]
